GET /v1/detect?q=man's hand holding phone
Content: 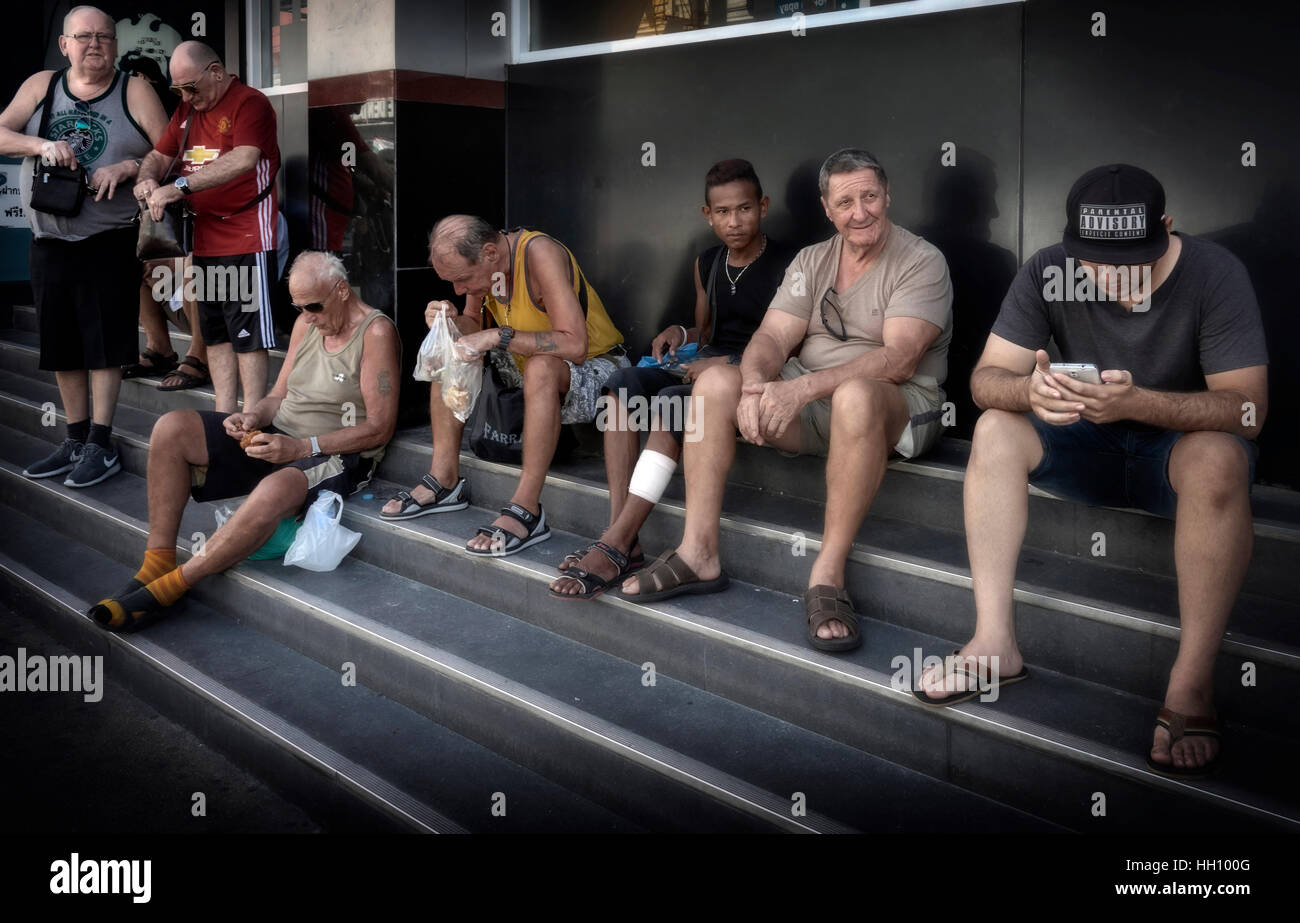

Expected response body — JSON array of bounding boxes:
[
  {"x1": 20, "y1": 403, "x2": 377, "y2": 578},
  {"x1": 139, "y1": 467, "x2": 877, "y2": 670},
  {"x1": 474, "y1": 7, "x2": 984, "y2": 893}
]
[{"x1": 1030, "y1": 350, "x2": 1135, "y2": 425}]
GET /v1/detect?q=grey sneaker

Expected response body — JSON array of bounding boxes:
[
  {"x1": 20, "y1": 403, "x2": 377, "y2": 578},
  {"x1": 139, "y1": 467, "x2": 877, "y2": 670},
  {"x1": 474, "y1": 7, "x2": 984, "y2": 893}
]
[
  {"x1": 64, "y1": 442, "x2": 120, "y2": 488},
  {"x1": 22, "y1": 438, "x2": 83, "y2": 479}
]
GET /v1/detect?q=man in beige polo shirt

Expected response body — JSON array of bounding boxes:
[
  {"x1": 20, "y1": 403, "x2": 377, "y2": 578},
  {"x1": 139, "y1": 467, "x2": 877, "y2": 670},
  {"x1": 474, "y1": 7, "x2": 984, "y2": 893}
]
[{"x1": 623, "y1": 149, "x2": 952, "y2": 653}]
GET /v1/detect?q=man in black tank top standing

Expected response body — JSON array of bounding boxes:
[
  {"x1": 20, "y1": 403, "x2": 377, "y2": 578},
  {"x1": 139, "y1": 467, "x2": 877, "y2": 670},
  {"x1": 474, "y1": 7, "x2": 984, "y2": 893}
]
[{"x1": 0, "y1": 5, "x2": 168, "y2": 488}]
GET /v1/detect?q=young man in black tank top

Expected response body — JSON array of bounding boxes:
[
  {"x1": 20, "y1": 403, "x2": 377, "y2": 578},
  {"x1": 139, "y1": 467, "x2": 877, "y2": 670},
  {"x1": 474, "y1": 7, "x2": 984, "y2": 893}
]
[{"x1": 550, "y1": 159, "x2": 793, "y2": 599}]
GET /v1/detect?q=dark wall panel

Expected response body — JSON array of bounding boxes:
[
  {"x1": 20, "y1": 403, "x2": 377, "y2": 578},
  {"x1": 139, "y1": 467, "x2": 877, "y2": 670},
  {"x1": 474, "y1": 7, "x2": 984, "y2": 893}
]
[
  {"x1": 1023, "y1": 0, "x2": 1300, "y2": 484},
  {"x1": 394, "y1": 100, "x2": 503, "y2": 421},
  {"x1": 506, "y1": 4, "x2": 1023, "y2": 433}
]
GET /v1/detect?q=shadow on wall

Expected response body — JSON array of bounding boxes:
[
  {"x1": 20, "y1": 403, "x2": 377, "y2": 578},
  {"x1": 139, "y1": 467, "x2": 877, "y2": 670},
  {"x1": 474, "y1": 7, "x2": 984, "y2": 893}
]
[
  {"x1": 916, "y1": 150, "x2": 1017, "y2": 440},
  {"x1": 1203, "y1": 183, "x2": 1299, "y2": 489}
]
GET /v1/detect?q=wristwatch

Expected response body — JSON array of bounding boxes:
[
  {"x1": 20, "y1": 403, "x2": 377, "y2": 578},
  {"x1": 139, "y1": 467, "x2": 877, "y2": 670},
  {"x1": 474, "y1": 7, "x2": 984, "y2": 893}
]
[
  {"x1": 498, "y1": 325, "x2": 515, "y2": 350},
  {"x1": 309, "y1": 435, "x2": 323, "y2": 457},
  {"x1": 173, "y1": 176, "x2": 192, "y2": 196}
]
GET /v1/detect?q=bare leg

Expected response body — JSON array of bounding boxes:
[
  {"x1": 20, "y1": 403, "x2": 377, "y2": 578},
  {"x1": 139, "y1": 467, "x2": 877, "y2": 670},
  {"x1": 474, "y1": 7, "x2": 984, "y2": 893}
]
[
  {"x1": 550, "y1": 427, "x2": 676, "y2": 594},
  {"x1": 603, "y1": 400, "x2": 641, "y2": 523},
  {"x1": 88, "y1": 367, "x2": 122, "y2": 427},
  {"x1": 622, "y1": 365, "x2": 770, "y2": 593},
  {"x1": 466, "y1": 355, "x2": 567, "y2": 550},
  {"x1": 145, "y1": 410, "x2": 210, "y2": 552},
  {"x1": 236, "y1": 348, "x2": 269, "y2": 410},
  {"x1": 807, "y1": 378, "x2": 908, "y2": 640},
  {"x1": 54, "y1": 370, "x2": 90, "y2": 424},
  {"x1": 138, "y1": 279, "x2": 174, "y2": 358},
  {"x1": 921, "y1": 409, "x2": 1037, "y2": 698},
  {"x1": 181, "y1": 468, "x2": 307, "y2": 584},
  {"x1": 1150, "y1": 432, "x2": 1252, "y2": 771},
  {"x1": 206, "y1": 343, "x2": 238, "y2": 414}
]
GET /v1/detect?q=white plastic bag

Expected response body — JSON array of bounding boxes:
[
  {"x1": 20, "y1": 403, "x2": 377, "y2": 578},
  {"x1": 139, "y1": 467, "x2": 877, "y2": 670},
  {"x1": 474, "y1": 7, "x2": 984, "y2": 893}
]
[
  {"x1": 413, "y1": 306, "x2": 457, "y2": 382},
  {"x1": 283, "y1": 491, "x2": 361, "y2": 572},
  {"x1": 442, "y1": 331, "x2": 485, "y2": 424}
]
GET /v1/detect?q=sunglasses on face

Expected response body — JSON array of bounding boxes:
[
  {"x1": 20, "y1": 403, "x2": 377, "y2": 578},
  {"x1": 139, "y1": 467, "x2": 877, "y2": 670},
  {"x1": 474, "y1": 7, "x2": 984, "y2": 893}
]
[
  {"x1": 169, "y1": 63, "x2": 216, "y2": 96},
  {"x1": 292, "y1": 279, "x2": 342, "y2": 314},
  {"x1": 820, "y1": 288, "x2": 849, "y2": 341}
]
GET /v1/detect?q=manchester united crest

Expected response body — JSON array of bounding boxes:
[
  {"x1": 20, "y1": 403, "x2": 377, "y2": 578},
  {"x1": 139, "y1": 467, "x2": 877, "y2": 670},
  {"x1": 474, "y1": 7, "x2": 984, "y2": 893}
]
[{"x1": 217, "y1": 116, "x2": 232, "y2": 134}]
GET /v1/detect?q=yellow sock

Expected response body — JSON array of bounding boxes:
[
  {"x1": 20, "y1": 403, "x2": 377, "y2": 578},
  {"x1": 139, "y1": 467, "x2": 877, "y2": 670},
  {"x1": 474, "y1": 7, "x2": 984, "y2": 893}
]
[
  {"x1": 145, "y1": 567, "x2": 190, "y2": 607},
  {"x1": 134, "y1": 548, "x2": 176, "y2": 586}
]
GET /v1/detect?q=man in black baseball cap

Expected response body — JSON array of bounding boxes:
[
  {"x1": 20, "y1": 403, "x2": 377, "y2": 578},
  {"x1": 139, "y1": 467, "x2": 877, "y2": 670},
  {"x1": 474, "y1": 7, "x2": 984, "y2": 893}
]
[{"x1": 915, "y1": 163, "x2": 1269, "y2": 780}]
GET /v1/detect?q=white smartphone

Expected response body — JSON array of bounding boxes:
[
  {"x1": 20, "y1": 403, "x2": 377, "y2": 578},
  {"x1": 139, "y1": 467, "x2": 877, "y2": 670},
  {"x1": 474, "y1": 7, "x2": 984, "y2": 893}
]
[{"x1": 1049, "y1": 362, "x2": 1102, "y2": 385}]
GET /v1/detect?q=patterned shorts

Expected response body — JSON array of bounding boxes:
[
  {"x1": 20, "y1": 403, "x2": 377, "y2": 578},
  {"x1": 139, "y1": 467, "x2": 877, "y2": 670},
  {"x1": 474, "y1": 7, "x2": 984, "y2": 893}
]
[{"x1": 492, "y1": 348, "x2": 631, "y2": 425}]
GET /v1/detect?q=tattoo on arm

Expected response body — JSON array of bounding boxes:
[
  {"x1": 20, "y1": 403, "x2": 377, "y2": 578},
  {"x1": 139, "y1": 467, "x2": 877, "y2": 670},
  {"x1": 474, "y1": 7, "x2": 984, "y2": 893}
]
[
  {"x1": 535, "y1": 332, "x2": 557, "y2": 353},
  {"x1": 377, "y1": 369, "x2": 392, "y2": 396}
]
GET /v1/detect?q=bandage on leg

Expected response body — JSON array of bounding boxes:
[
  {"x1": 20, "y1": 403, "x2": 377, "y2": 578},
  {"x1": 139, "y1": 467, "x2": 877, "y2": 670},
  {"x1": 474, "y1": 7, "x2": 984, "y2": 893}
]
[{"x1": 627, "y1": 450, "x2": 677, "y2": 504}]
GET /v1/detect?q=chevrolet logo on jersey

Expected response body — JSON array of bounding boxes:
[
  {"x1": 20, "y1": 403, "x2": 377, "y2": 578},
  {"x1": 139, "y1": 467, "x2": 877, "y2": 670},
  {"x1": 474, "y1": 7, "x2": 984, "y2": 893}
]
[{"x1": 183, "y1": 146, "x2": 220, "y2": 165}]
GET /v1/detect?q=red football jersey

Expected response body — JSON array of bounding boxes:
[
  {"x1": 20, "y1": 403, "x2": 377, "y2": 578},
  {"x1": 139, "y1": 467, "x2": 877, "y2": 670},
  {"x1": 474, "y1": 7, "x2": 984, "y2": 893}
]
[{"x1": 156, "y1": 77, "x2": 279, "y2": 257}]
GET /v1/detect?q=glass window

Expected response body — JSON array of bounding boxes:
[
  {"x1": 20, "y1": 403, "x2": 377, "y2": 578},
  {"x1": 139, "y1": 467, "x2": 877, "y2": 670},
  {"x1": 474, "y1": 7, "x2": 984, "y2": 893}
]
[{"x1": 253, "y1": 0, "x2": 308, "y2": 87}]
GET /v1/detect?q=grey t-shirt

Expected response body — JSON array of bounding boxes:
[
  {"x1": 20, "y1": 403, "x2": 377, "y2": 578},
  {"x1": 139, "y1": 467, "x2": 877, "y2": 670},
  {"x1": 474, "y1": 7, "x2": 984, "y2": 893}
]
[
  {"x1": 992, "y1": 234, "x2": 1268, "y2": 392},
  {"x1": 767, "y1": 224, "x2": 953, "y2": 385}
]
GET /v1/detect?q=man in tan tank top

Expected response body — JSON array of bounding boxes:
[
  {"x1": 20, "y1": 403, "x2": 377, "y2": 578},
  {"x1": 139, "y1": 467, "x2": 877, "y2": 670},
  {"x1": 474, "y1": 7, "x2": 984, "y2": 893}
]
[{"x1": 87, "y1": 251, "x2": 402, "y2": 632}]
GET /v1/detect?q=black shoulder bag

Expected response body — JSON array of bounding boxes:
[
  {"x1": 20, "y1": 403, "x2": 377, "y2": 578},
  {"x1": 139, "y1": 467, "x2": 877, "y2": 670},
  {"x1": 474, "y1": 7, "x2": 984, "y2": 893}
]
[{"x1": 29, "y1": 69, "x2": 90, "y2": 217}]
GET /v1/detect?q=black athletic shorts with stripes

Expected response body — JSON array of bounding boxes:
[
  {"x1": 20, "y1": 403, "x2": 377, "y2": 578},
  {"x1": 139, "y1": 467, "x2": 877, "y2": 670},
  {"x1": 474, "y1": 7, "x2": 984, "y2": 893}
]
[
  {"x1": 188, "y1": 410, "x2": 380, "y2": 517},
  {"x1": 192, "y1": 249, "x2": 277, "y2": 352}
]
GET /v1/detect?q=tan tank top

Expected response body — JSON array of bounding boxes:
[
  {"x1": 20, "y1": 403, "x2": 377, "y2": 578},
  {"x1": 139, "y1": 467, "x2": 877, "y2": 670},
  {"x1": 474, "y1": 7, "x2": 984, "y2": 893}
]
[{"x1": 272, "y1": 310, "x2": 393, "y2": 460}]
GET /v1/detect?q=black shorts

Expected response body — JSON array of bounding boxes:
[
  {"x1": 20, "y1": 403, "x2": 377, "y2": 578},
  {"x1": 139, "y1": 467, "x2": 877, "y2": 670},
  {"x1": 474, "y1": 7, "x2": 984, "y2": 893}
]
[
  {"x1": 188, "y1": 410, "x2": 380, "y2": 516},
  {"x1": 29, "y1": 225, "x2": 140, "y2": 371},
  {"x1": 192, "y1": 250, "x2": 276, "y2": 352}
]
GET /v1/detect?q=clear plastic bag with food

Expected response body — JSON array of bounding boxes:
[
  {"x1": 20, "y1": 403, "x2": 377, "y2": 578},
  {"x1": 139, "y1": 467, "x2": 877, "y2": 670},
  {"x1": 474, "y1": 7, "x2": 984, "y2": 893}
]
[
  {"x1": 442, "y1": 331, "x2": 485, "y2": 423},
  {"x1": 413, "y1": 304, "x2": 457, "y2": 382}
]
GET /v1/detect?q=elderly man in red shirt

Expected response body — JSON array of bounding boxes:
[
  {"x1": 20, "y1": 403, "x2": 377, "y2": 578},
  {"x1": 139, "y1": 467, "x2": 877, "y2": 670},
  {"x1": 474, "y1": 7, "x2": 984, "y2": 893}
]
[{"x1": 133, "y1": 40, "x2": 279, "y2": 415}]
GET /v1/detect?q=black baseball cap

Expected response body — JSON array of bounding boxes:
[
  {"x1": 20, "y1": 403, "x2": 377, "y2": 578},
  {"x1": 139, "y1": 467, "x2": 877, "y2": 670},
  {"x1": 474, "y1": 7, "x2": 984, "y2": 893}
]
[{"x1": 1062, "y1": 164, "x2": 1169, "y2": 264}]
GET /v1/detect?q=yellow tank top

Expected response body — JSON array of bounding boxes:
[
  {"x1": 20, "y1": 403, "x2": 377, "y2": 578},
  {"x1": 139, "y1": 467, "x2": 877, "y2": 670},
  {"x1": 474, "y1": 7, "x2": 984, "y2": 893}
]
[{"x1": 483, "y1": 229, "x2": 623, "y2": 368}]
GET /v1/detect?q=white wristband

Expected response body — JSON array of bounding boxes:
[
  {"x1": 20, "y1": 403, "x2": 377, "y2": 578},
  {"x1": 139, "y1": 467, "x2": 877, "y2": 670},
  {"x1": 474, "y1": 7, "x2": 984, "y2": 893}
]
[{"x1": 676, "y1": 325, "x2": 690, "y2": 347}]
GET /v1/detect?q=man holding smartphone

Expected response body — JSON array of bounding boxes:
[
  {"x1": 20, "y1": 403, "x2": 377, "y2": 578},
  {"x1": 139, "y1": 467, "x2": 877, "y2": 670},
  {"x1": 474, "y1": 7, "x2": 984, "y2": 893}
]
[{"x1": 915, "y1": 164, "x2": 1268, "y2": 780}]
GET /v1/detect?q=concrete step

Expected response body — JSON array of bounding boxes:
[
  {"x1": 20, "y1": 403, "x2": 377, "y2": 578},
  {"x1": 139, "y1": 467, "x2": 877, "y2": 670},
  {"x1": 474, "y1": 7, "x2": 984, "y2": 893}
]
[
  {"x1": 3, "y1": 420, "x2": 1292, "y2": 832},
  {"x1": 12, "y1": 304, "x2": 35, "y2": 333},
  {"x1": 3, "y1": 360, "x2": 1297, "y2": 736},
  {"x1": 4, "y1": 323, "x2": 1293, "y2": 601},
  {"x1": 375, "y1": 429, "x2": 1300, "y2": 722},
  {"x1": 0, "y1": 433, "x2": 1060, "y2": 833},
  {"x1": 0, "y1": 504, "x2": 635, "y2": 833}
]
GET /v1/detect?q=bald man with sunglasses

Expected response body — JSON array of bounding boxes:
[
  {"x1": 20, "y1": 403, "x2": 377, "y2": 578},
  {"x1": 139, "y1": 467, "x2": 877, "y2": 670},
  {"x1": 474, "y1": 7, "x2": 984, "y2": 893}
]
[
  {"x1": 87, "y1": 251, "x2": 400, "y2": 632},
  {"x1": 133, "y1": 40, "x2": 280, "y2": 417}
]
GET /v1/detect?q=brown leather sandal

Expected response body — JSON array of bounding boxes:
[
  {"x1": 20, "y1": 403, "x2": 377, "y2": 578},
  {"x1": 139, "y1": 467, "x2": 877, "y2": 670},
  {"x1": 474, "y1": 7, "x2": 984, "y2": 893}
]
[
  {"x1": 620, "y1": 550, "x2": 728, "y2": 603},
  {"x1": 805, "y1": 584, "x2": 862, "y2": 652}
]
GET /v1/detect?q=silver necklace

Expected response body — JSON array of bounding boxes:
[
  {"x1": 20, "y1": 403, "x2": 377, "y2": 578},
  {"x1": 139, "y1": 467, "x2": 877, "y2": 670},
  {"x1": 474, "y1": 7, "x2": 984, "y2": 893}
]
[{"x1": 725, "y1": 234, "x2": 766, "y2": 295}]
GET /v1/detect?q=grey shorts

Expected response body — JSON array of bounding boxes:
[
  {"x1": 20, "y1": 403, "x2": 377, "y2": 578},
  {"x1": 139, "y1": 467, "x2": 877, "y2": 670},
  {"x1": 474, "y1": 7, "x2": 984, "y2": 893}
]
[
  {"x1": 493, "y1": 348, "x2": 632, "y2": 425},
  {"x1": 778, "y1": 356, "x2": 946, "y2": 458}
]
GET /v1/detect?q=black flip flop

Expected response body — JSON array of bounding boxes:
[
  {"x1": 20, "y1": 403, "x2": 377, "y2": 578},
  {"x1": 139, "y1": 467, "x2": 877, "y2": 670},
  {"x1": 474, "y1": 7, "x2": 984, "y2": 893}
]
[
  {"x1": 1144, "y1": 707, "x2": 1222, "y2": 779},
  {"x1": 911, "y1": 649, "x2": 1030, "y2": 706}
]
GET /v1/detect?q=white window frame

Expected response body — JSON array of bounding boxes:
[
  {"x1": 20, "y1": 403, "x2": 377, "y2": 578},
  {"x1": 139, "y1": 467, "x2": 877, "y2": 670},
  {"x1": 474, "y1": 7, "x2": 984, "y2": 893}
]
[
  {"x1": 244, "y1": 0, "x2": 308, "y2": 95},
  {"x1": 510, "y1": 0, "x2": 1023, "y2": 64}
]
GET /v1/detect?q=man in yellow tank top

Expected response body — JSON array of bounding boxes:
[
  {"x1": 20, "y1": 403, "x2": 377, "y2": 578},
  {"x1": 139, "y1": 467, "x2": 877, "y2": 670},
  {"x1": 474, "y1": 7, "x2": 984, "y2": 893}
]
[{"x1": 382, "y1": 215, "x2": 628, "y2": 556}]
